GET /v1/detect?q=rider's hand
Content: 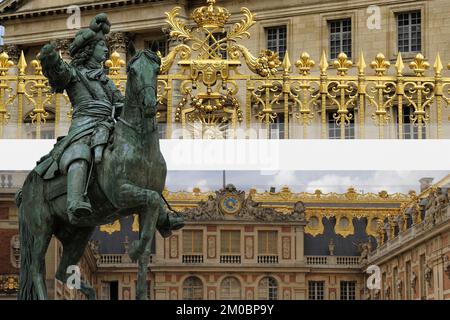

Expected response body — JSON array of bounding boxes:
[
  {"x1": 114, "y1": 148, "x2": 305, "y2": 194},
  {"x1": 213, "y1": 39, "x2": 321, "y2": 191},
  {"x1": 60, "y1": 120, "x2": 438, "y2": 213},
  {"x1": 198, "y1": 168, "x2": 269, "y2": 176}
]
[{"x1": 39, "y1": 43, "x2": 59, "y2": 65}]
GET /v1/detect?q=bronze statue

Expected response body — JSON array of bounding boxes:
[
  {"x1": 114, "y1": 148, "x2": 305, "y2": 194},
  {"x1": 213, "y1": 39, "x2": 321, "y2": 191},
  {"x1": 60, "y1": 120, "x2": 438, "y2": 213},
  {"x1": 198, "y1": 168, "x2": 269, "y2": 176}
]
[{"x1": 16, "y1": 13, "x2": 184, "y2": 300}]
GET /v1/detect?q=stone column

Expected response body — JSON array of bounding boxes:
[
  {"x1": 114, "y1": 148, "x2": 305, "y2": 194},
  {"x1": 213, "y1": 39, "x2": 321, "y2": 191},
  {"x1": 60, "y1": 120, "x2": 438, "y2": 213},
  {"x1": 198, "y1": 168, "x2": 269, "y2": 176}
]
[{"x1": 295, "y1": 223, "x2": 306, "y2": 263}]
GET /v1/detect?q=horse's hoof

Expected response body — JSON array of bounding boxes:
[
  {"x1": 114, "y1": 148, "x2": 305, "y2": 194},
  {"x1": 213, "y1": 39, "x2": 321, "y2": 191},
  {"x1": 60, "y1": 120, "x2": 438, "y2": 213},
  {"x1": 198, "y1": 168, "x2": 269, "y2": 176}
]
[
  {"x1": 171, "y1": 216, "x2": 185, "y2": 230},
  {"x1": 129, "y1": 240, "x2": 141, "y2": 262}
]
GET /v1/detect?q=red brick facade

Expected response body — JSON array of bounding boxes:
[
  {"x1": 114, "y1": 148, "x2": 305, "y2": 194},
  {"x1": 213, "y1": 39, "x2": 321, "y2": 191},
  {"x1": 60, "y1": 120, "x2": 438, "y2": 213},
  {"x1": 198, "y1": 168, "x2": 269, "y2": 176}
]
[{"x1": 0, "y1": 229, "x2": 18, "y2": 274}]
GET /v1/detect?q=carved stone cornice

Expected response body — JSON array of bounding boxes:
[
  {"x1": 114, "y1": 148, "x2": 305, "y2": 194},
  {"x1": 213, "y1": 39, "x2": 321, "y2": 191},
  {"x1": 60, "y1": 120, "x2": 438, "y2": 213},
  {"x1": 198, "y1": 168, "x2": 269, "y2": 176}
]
[
  {"x1": 4, "y1": 44, "x2": 20, "y2": 63},
  {"x1": 107, "y1": 31, "x2": 130, "y2": 53},
  {"x1": 180, "y1": 184, "x2": 306, "y2": 223},
  {"x1": 54, "y1": 38, "x2": 72, "y2": 59}
]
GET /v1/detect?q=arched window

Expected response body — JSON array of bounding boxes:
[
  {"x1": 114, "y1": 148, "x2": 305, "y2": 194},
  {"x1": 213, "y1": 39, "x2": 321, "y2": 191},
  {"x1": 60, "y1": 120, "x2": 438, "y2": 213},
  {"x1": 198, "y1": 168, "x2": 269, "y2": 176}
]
[
  {"x1": 220, "y1": 277, "x2": 241, "y2": 300},
  {"x1": 182, "y1": 276, "x2": 203, "y2": 300},
  {"x1": 258, "y1": 277, "x2": 278, "y2": 300}
]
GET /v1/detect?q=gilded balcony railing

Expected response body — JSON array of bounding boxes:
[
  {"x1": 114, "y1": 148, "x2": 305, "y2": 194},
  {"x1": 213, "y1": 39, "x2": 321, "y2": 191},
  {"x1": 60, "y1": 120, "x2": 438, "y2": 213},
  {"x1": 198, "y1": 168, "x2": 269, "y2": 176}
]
[{"x1": 1, "y1": 0, "x2": 450, "y2": 139}]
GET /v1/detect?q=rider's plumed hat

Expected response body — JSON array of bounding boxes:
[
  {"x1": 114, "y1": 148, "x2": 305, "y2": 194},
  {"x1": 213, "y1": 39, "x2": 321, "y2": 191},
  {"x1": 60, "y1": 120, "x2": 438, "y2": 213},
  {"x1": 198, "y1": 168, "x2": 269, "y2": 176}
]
[{"x1": 69, "y1": 13, "x2": 111, "y2": 57}]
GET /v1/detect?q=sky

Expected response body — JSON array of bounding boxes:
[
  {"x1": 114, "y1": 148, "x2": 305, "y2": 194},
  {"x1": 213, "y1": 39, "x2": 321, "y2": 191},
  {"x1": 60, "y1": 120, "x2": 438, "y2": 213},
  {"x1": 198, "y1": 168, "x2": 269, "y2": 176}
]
[{"x1": 165, "y1": 170, "x2": 450, "y2": 194}]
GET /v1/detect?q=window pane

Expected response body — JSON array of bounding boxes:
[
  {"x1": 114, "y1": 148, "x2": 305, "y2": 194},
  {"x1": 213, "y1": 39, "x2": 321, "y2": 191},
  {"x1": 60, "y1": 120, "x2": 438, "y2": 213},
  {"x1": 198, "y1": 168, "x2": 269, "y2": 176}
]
[
  {"x1": 329, "y1": 19, "x2": 352, "y2": 59},
  {"x1": 221, "y1": 230, "x2": 240, "y2": 254},
  {"x1": 183, "y1": 230, "x2": 203, "y2": 254},
  {"x1": 397, "y1": 11, "x2": 421, "y2": 53},
  {"x1": 266, "y1": 26, "x2": 287, "y2": 59},
  {"x1": 258, "y1": 231, "x2": 278, "y2": 254}
]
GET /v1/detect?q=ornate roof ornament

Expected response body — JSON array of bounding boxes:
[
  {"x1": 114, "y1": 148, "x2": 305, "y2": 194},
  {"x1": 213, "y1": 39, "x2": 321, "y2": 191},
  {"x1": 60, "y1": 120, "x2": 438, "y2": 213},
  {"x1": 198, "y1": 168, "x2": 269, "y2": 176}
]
[
  {"x1": 180, "y1": 184, "x2": 306, "y2": 223},
  {"x1": 192, "y1": 0, "x2": 231, "y2": 29}
]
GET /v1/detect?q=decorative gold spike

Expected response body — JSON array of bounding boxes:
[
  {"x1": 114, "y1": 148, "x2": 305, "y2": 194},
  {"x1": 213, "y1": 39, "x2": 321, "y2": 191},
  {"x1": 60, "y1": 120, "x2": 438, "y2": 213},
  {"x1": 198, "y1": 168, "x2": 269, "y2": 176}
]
[
  {"x1": 370, "y1": 53, "x2": 390, "y2": 76},
  {"x1": 17, "y1": 51, "x2": 27, "y2": 76},
  {"x1": 434, "y1": 52, "x2": 443, "y2": 76},
  {"x1": 409, "y1": 53, "x2": 430, "y2": 76},
  {"x1": 319, "y1": 50, "x2": 328, "y2": 75},
  {"x1": 282, "y1": 51, "x2": 292, "y2": 76},
  {"x1": 31, "y1": 58, "x2": 43, "y2": 76},
  {"x1": 295, "y1": 52, "x2": 315, "y2": 76},
  {"x1": 105, "y1": 51, "x2": 126, "y2": 75},
  {"x1": 395, "y1": 52, "x2": 404, "y2": 75},
  {"x1": 0, "y1": 51, "x2": 14, "y2": 76},
  {"x1": 357, "y1": 50, "x2": 366, "y2": 75},
  {"x1": 333, "y1": 52, "x2": 353, "y2": 76}
]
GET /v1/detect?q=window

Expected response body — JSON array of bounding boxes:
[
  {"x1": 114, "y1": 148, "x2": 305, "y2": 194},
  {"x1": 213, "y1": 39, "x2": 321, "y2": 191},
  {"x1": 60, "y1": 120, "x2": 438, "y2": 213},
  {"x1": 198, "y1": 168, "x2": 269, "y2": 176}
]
[
  {"x1": 397, "y1": 11, "x2": 421, "y2": 53},
  {"x1": 183, "y1": 230, "x2": 203, "y2": 254},
  {"x1": 258, "y1": 277, "x2": 278, "y2": 300},
  {"x1": 258, "y1": 230, "x2": 278, "y2": 255},
  {"x1": 208, "y1": 32, "x2": 228, "y2": 59},
  {"x1": 269, "y1": 113, "x2": 285, "y2": 139},
  {"x1": 182, "y1": 276, "x2": 204, "y2": 300},
  {"x1": 327, "y1": 110, "x2": 355, "y2": 139},
  {"x1": 340, "y1": 281, "x2": 356, "y2": 300},
  {"x1": 101, "y1": 281, "x2": 119, "y2": 300},
  {"x1": 148, "y1": 38, "x2": 168, "y2": 57},
  {"x1": 399, "y1": 107, "x2": 426, "y2": 139},
  {"x1": 266, "y1": 26, "x2": 287, "y2": 59},
  {"x1": 329, "y1": 19, "x2": 352, "y2": 59},
  {"x1": 220, "y1": 230, "x2": 241, "y2": 254},
  {"x1": 308, "y1": 281, "x2": 325, "y2": 300},
  {"x1": 220, "y1": 277, "x2": 241, "y2": 300}
]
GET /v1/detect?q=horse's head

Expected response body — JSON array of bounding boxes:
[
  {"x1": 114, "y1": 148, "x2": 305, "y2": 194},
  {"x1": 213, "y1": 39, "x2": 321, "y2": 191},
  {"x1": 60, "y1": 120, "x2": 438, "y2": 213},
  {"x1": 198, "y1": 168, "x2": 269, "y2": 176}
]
[{"x1": 125, "y1": 49, "x2": 161, "y2": 119}]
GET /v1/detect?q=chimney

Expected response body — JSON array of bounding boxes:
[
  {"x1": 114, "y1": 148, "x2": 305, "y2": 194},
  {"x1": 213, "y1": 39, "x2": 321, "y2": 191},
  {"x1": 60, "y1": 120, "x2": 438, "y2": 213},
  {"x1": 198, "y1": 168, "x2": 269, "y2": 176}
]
[{"x1": 419, "y1": 177, "x2": 434, "y2": 192}]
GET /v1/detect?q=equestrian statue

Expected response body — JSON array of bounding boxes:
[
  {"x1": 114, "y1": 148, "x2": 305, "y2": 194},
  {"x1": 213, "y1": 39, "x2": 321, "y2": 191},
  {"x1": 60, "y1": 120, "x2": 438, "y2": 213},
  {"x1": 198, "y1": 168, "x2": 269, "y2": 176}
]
[{"x1": 16, "y1": 13, "x2": 184, "y2": 300}]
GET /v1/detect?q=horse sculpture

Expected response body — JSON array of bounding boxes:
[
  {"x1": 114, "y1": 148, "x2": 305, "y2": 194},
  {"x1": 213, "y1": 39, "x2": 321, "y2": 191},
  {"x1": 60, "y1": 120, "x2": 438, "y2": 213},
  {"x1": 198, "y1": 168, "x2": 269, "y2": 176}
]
[{"x1": 16, "y1": 48, "x2": 184, "y2": 300}]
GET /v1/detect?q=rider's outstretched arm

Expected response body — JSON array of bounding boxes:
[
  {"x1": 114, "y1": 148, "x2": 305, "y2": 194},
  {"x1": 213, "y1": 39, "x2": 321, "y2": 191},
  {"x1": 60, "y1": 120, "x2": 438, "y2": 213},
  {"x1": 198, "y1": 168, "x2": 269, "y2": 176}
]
[{"x1": 40, "y1": 43, "x2": 74, "y2": 93}]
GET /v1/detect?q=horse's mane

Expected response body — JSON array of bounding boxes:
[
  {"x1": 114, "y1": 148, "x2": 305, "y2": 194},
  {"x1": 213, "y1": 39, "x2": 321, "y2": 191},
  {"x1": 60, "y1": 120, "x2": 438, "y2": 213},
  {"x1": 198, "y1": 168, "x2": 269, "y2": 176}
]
[{"x1": 127, "y1": 49, "x2": 161, "y2": 72}]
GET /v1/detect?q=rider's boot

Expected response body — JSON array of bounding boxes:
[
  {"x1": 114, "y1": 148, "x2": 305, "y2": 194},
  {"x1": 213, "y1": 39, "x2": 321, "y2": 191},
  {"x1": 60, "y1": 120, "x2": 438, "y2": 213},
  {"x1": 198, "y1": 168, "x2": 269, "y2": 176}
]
[
  {"x1": 157, "y1": 206, "x2": 185, "y2": 238},
  {"x1": 94, "y1": 145, "x2": 105, "y2": 164},
  {"x1": 67, "y1": 159, "x2": 92, "y2": 224}
]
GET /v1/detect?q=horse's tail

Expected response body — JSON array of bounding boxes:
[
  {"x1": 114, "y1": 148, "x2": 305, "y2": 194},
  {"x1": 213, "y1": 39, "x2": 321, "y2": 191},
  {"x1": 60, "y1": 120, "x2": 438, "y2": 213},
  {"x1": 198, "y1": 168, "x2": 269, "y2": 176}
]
[{"x1": 17, "y1": 181, "x2": 37, "y2": 300}]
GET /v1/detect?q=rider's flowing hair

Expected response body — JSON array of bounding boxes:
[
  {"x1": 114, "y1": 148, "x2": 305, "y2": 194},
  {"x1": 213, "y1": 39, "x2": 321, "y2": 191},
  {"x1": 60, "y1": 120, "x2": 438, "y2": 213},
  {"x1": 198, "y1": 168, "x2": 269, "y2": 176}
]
[{"x1": 70, "y1": 39, "x2": 102, "y2": 68}]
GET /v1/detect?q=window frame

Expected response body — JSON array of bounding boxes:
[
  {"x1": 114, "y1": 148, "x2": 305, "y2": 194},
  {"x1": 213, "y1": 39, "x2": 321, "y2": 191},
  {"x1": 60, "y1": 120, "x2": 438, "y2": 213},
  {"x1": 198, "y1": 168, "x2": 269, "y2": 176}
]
[
  {"x1": 182, "y1": 229, "x2": 204, "y2": 255},
  {"x1": 396, "y1": 10, "x2": 422, "y2": 54},
  {"x1": 326, "y1": 109, "x2": 355, "y2": 139},
  {"x1": 182, "y1": 276, "x2": 204, "y2": 300},
  {"x1": 265, "y1": 25, "x2": 288, "y2": 60},
  {"x1": 328, "y1": 18, "x2": 352, "y2": 60},
  {"x1": 220, "y1": 230, "x2": 241, "y2": 255},
  {"x1": 340, "y1": 280, "x2": 356, "y2": 300},
  {"x1": 308, "y1": 280, "x2": 325, "y2": 300},
  {"x1": 258, "y1": 276, "x2": 278, "y2": 300},
  {"x1": 257, "y1": 230, "x2": 278, "y2": 255}
]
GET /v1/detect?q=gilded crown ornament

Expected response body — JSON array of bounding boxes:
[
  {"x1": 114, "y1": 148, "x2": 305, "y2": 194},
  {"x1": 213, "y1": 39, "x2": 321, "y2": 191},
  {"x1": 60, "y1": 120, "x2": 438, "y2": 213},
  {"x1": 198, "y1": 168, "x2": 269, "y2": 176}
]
[{"x1": 192, "y1": 0, "x2": 231, "y2": 29}]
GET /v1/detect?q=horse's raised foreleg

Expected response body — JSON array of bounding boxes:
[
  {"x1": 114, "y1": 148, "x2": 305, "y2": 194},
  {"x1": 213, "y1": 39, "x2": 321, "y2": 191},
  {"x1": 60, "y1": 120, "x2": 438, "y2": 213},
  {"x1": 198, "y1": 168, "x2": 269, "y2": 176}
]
[
  {"x1": 55, "y1": 226, "x2": 96, "y2": 300},
  {"x1": 117, "y1": 183, "x2": 160, "y2": 261}
]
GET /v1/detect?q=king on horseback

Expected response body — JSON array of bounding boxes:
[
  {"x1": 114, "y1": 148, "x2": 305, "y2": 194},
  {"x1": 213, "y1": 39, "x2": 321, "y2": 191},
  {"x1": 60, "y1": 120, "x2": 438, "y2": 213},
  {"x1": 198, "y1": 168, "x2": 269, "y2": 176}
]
[{"x1": 17, "y1": 13, "x2": 185, "y2": 300}]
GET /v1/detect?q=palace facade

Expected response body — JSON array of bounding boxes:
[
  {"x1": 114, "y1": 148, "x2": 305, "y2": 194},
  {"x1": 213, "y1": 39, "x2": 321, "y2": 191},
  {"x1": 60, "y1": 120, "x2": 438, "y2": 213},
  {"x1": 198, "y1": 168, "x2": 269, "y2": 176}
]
[
  {"x1": 0, "y1": 0, "x2": 450, "y2": 139},
  {"x1": 1, "y1": 170, "x2": 449, "y2": 300}
]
